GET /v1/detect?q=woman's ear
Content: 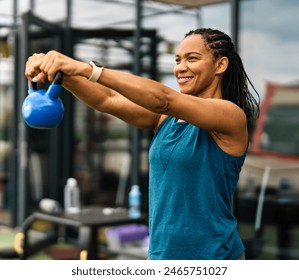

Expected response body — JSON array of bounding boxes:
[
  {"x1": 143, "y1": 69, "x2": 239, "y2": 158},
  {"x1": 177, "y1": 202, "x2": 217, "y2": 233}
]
[{"x1": 215, "y1": 57, "x2": 228, "y2": 75}]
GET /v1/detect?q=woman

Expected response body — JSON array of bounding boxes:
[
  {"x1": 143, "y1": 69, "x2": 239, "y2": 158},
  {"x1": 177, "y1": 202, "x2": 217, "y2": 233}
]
[{"x1": 25, "y1": 28, "x2": 259, "y2": 259}]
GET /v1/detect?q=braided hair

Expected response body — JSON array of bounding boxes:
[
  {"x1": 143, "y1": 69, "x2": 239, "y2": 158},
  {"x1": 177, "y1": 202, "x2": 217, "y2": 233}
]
[{"x1": 185, "y1": 28, "x2": 260, "y2": 128}]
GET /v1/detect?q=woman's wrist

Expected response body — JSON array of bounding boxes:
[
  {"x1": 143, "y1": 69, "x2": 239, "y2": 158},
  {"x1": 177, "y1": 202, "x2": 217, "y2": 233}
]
[{"x1": 78, "y1": 61, "x2": 93, "y2": 80}]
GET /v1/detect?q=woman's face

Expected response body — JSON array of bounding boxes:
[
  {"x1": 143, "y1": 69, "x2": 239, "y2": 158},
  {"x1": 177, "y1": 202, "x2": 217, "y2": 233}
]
[{"x1": 173, "y1": 34, "x2": 220, "y2": 97}]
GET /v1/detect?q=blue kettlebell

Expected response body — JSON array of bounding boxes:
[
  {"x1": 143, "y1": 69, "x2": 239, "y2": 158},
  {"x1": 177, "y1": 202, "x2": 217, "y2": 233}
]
[{"x1": 22, "y1": 72, "x2": 64, "y2": 129}]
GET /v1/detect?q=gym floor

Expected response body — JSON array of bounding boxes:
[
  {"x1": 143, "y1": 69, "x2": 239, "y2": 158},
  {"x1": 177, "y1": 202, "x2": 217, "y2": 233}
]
[{"x1": 1, "y1": 223, "x2": 299, "y2": 260}]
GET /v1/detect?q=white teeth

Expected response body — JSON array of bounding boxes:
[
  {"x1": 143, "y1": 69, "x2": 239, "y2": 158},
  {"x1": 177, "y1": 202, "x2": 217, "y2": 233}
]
[{"x1": 178, "y1": 77, "x2": 192, "y2": 82}]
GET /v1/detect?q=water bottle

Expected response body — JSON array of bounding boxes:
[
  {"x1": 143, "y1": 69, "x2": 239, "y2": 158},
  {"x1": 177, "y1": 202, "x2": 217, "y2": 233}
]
[
  {"x1": 64, "y1": 177, "x2": 80, "y2": 214},
  {"x1": 128, "y1": 185, "x2": 141, "y2": 219}
]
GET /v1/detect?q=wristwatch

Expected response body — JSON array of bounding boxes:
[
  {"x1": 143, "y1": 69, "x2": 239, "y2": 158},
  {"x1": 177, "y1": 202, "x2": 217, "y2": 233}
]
[{"x1": 88, "y1": 60, "x2": 104, "y2": 82}]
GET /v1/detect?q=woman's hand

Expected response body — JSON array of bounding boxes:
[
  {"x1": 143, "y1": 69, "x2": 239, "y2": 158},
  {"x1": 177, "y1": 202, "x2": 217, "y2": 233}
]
[
  {"x1": 25, "y1": 50, "x2": 91, "y2": 82},
  {"x1": 25, "y1": 53, "x2": 47, "y2": 82}
]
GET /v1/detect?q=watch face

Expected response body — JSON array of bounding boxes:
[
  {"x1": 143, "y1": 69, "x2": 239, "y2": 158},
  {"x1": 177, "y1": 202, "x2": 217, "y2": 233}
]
[{"x1": 92, "y1": 61, "x2": 102, "y2": 67}]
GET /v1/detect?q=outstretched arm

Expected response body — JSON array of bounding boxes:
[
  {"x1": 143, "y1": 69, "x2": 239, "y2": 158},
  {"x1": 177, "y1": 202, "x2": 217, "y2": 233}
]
[
  {"x1": 25, "y1": 52, "x2": 163, "y2": 131},
  {"x1": 25, "y1": 50, "x2": 248, "y2": 155}
]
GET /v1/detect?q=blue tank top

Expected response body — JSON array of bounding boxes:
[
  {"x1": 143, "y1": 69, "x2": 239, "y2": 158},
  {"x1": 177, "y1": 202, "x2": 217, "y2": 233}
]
[{"x1": 148, "y1": 116, "x2": 245, "y2": 259}]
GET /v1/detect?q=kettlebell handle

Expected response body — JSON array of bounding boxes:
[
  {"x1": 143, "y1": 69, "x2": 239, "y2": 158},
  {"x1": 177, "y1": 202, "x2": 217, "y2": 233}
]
[{"x1": 28, "y1": 71, "x2": 63, "y2": 91}]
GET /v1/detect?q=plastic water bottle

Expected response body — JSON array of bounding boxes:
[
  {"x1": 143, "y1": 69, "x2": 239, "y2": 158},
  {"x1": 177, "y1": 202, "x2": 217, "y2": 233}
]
[
  {"x1": 64, "y1": 177, "x2": 80, "y2": 214},
  {"x1": 128, "y1": 185, "x2": 141, "y2": 219}
]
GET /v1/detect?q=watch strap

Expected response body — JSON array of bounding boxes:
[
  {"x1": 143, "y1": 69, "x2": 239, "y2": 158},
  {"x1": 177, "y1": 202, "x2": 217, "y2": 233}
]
[{"x1": 88, "y1": 61, "x2": 104, "y2": 82}]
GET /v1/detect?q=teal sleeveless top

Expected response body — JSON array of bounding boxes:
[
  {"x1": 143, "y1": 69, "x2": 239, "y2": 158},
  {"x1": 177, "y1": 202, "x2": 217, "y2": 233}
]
[{"x1": 148, "y1": 116, "x2": 245, "y2": 260}]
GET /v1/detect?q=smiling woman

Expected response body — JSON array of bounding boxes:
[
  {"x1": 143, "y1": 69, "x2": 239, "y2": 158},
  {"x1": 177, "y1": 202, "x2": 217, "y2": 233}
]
[
  {"x1": 24, "y1": 27, "x2": 259, "y2": 260},
  {"x1": 174, "y1": 36, "x2": 222, "y2": 96}
]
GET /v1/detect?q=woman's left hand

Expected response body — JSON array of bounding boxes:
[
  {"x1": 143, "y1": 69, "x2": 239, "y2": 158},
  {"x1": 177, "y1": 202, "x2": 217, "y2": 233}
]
[{"x1": 25, "y1": 50, "x2": 90, "y2": 82}]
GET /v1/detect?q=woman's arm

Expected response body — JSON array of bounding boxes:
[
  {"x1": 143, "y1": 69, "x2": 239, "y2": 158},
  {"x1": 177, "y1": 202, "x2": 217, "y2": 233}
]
[
  {"x1": 62, "y1": 75, "x2": 162, "y2": 131},
  {"x1": 97, "y1": 68, "x2": 248, "y2": 155},
  {"x1": 25, "y1": 52, "x2": 162, "y2": 131},
  {"x1": 25, "y1": 51, "x2": 247, "y2": 155}
]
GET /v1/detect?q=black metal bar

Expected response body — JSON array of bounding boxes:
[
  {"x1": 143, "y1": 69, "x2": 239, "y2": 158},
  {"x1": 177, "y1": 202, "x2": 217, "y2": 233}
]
[
  {"x1": 9, "y1": 0, "x2": 19, "y2": 227},
  {"x1": 231, "y1": 0, "x2": 239, "y2": 51},
  {"x1": 16, "y1": 12, "x2": 31, "y2": 227},
  {"x1": 130, "y1": 0, "x2": 143, "y2": 187},
  {"x1": 60, "y1": 0, "x2": 75, "y2": 190}
]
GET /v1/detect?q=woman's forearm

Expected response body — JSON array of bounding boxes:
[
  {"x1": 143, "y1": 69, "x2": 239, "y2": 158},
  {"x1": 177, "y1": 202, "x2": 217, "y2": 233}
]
[
  {"x1": 61, "y1": 74, "x2": 161, "y2": 130},
  {"x1": 62, "y1": 75, "x2": 113, "y2": 112}
]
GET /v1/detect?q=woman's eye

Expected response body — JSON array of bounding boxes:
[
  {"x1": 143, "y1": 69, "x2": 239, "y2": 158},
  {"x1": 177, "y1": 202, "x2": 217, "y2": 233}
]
[{"x1": 188, "y1": 56, "x2": 198, "y2": 61}]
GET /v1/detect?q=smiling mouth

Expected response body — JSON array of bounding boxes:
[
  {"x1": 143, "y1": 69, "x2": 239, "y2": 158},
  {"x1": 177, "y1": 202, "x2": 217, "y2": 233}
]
[{"x1": 177, "y1": 76, "x2": 193, "y2": 84}]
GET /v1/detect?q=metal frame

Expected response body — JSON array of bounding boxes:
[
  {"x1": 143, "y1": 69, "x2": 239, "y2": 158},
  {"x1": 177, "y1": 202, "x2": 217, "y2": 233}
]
[{"x1": 11, "y1": 9, "x2": 158, "y2": 226}]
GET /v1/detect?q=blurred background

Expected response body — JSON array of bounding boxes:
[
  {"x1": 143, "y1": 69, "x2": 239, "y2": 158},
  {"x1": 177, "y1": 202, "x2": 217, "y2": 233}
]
[{"x1": 0, "y1": 0, "x2": 299, "y2": 260}]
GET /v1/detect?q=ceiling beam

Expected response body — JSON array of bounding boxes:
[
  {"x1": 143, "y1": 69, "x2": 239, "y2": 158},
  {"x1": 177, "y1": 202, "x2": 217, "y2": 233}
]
[{"x1": 150, "y1": 0, "x2": 228, "y2": 8}]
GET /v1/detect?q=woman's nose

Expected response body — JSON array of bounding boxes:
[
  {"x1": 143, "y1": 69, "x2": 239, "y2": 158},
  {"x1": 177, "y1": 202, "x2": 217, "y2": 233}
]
[{"x1": 174, "y1": 61, "x2": 188, "y2": 73}]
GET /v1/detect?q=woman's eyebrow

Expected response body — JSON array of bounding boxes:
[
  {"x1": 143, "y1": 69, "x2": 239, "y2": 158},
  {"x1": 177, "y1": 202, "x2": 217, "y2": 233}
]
[{"x1": 176, "y1": 51, "x2": 202, "y2": 57}]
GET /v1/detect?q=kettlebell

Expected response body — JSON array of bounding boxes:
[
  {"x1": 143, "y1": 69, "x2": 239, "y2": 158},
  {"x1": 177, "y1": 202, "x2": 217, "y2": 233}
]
[{"x1": 22, "y1": 72, "x2": 64, "y2": 129}]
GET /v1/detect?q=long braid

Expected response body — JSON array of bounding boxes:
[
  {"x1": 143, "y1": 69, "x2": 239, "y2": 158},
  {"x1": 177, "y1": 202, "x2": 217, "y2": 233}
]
[{"x1": 185, "y1": 28, "x2": 260, "y2": 128}]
